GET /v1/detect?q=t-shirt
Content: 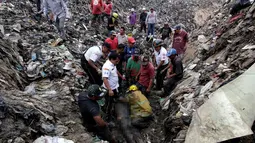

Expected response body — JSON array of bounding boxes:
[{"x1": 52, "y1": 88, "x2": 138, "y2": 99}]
[
  {"x1": 116, "y1": 33, "x2": 128, "y2": 45},
  {"x1": 105, "y1": 37, "x2": 118, "y2": 51},
  {"x1": 91, "y1": 0, "x2": 103, "y2": 15},
  {"x1": 138, "y1": 63, "x2": 155, "y2": 87},
  {"x1": 161, "y1": 27, "x2": 172, "y2": 37},
  {"x1": 78, "y1": 92, "x2": 100, "y2": 127},
  {"x1": 126, "y1": 57, "x2": 141, "y2": 77},
  {"x1": 124, "y1": 46, "x2": 137, "y2": 62},
  {"x1": 172, "y1": 30, "x2": 188, "y2": 55},
  {"x1": 84, "y1": 46, "x2": 103, "y2": 62},
  {"x1": 103, "y1": 3, "x2": 112, "y2": 15},
  {"x1": 128, "y1": 91, "x2": 152, "y2": 118},
  {"x1": 154, "y1": 47, "x2": 169, "y2": 66},
  {"x1": 102, "y1": 60, "x2": 119, "y2": 90},
  {"x1": 172, "y1": 56, "x2": 184, "y2": 79}
]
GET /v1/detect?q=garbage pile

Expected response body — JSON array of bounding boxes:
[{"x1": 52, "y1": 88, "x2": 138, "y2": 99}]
[{"x1": 160, "y1": 2, "x2": 255, "y2": 143}]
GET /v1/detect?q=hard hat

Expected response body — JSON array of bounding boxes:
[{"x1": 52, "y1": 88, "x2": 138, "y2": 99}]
[
  {"x1": 128, "y1": 37, "x2": 136, "y2": 44},
  {"x1": 142, "y1": 8, "x2": 146, "y2": 11},
  {"x1": 153, "y1": 39, "x2": 163, "y2": 48},
  {"x1": 174, "y1": 25, "x2": 181, "y2": 30},
  {"x1": 88, "y1": 84, "x2": 107, "y2": 99},
  {"x1": 166, "y1": 48, "x2": 177, "y2": 57},
  {"x1": 131, "y1": 8, "x2": 135, "y2": 12},
  {"x1": 112, "y1": 13, "x2": 118, "y2": 18},
  {"x1": 128, "y1": 85, "x2": 138, "y2": 92}
]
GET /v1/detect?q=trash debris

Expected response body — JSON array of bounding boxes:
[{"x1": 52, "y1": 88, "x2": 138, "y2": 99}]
[{"x1": 33, "y1": 136, "x2": 74, "y2": 143}]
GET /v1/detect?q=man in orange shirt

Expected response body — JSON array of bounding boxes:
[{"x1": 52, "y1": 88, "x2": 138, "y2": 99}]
[
  {"x1": 90, "y1": 0, "x2": 103, "y2": 25},
  {"x1": 105, "y1": 31, "x2": 118, "y2": 51}
]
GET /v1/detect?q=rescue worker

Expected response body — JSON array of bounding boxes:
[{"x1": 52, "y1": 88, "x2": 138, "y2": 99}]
[
  {"x1": 78, "y1": 84, "x2": 116, "y2": 143},
  {"x1": 159, "y1": 22, "x2": 172, "y2": 40},
  {"x1": 102, "y1": 52, "x2": 125, "y2": 121},
  {"x1": 116, "y1": 27, "x2": 128, "y2": 45},
  {"x1": 121, "y1": 85, "x2": 153, "y2": 129},
  {"x1": 90, "y1": 0, "x2": 103, "y2": 25},
  {"x1": 81, "y1": 42, "x2": 111, "y2": 85},
  {"x1": 129, "y1": 8, "x2": 137, "y2": 31},
  {"x1": 105, "y1": 31, "x2": 118, "y2": 51},
  {"x1": 162, "y1": 48, "x2": 183, "y2": 96},
  {"x1": 172, "y1": 24, "x2": 188, "y2": 59},
  {"x1": 139, "y1": 8, "x2": 147, "y2": 33},
  {"x1": 107, "y1": 12, "x2": 119, "y2": 32},
  {"x1": 146, "y1": 8, "x2": 157, "y2": 36},
  {"x1": 136, "y1": 55, "x2": 155, "y2": 96},
  {"x1": 43, "y1": 0, "x2": 71, "y2": 40},
  {"x1": 126, "y1": 49, "x2": 141, "y2": 86},
  {"x1": 102, "y1": 0, "x2": 112, "y2": 22},
  {"x1": 153, "y1": 39, "x2": 169, "y2": 90}
]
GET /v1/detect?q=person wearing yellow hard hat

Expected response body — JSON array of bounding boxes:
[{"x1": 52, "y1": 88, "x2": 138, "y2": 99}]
[
  {"x1": 107, "y1": 12, "x2": 119, "y2": 32},
  {"x1": 125, "y1": 85, "x2": 153, "y2": 129}
]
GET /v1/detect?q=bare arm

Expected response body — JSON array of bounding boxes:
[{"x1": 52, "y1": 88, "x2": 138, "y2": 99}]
[
  {"x1": 93, "y1": 115, "x2": 107, "y2": 127},
  {"x1": 103, "y1": 77, "x2": 111, "y2": 90}
]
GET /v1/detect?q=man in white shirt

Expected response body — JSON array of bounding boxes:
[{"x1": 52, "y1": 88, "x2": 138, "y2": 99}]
[
  {"x1": 102, "y1": 52, "x2": 125, "y2": 121},
  {"x1": 81, "y1": 42, "x2": 111, "y2": 85},
  {"x1": 153, "y1": 39, "x2": 169, "y2": 90},
  {"x1": 43, "y1": 0, "x2": 71, "y2": 39},
  {"x1": 116, "y1": 27, "x2": 128, "y2": 45}
]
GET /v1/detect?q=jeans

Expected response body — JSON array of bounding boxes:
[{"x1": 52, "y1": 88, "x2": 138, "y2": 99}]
[
  {"x1": 56, "y1": 16, "x2": 66, "y2": 39},
  {"x1": 147, "y1": 23, "x2": 155, "y2": 36}
]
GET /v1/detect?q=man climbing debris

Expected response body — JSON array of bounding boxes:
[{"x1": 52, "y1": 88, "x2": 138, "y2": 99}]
[
  {"x1": 146, "y1": 8, "x2": 157, "y2": 36},
  {"x1": 136, "y1": 55, "x2": 155, "y2": 96},
  {"x1": 105, "y1": 31, "x2": 118, "y2": 51},
  {"x1": 172, "y1": 24, "x2": 188, "y2": 59},
  {"x1": 107, "y1": 12, "x2": 119, "y2": 32},
  {"x1": 122, "y1": 85, "x2": 153, "y2": 129},
  {"x1": 116, "y1": 27, "x2": 128, "y2": 45},
  {"x1": 153, "y1": 39, "x2": 169, "y2": 90},
  {"x1": 78, "y1": 84, "x2": 116, "y2": 143},
  {"x1": 129, "y1": 8, "x2": 137, "y2": 31},
  {"x1": 81, "y1": 42, "x2": 111, "y2": 85},
  {"x1": 102, "y1": 52, "x2": 125, "y2": 121},
  {"x1": 90, "y1": 0, "x2": 103, "y2": 25},
  {"x1": 161, "y1": 48, "x2": 184, "y2": 97},
  {"x1": 43, "y1": 0, "x2": 71, "y2": 40},
  {"x1": 126, "y1": 49, "x2": 141, "y2": 86},
  {"x1": 160, "y1": 22, "x2": 172, "y2": 40},
  {"x1": 102, "y1": 0, "x2": 112, "y2": 22},
  {"x1": 139, "y1": 7, "x2": 147, "y2": 33}
]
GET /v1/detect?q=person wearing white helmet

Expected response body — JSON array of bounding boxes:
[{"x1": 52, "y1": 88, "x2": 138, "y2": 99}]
[
  {"x1": 129, "y1": 8, "x2": 137, "y2": 31},
  {"x1": 139, "y1": 7, "x2": 147, "y2": 33}
]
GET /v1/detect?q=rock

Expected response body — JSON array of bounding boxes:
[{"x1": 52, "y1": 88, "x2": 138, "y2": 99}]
[
  {"x1": 0, "y1": 25, "x2": 4, "y2": 35},
  {"x1": 75, "y1": 133, "x2": 93, "y2": 143},
  {"x1": 197, "y1": 35, "x2": 207, "y2": 43},
  {"x1": 13, "y1": 23, "x2": 21, "y2": 33},
  {"x1": 200, "y1": 81, "x2": 214, "y2": 95},
  {"x1": 242, "y1": 44, "x2": 255, "y2": 50},
  {"x1": 33, "y1": 136, "x2": 74, "y2": 143},
  {"x1": 13, "y1": 137, "x2": 25, "y2": 143},
  {"x1": 55, "y1": 125, "x2": 69, "y2": 136}
]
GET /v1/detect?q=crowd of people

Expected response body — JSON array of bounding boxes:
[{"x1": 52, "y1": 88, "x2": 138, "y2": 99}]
[{"x1": 34, "y1": 0, "x2": 189, "y2": 142}]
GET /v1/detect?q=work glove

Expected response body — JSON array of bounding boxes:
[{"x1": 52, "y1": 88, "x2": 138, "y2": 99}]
[{"x1": 97, "y1": 69, "x2": 102, "y2": 75}]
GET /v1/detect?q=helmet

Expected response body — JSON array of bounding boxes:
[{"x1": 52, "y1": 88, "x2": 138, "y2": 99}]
[
  {"x1": 153, "y1": 39, "x2": 163, "y2": 48},
  {"x1": 128, "y1": 37, "x2": 136, "y2": 44},
  {"x1": 142, "y1": 8, "x2": 146, "y2": 11},
  {"x1": 166, "y1": 48, "x2": 177, "y2": 57},
  {"x1": 87, "y1": 84, "x2": 107, "y2": 99},
  {"x1": 128, "y1": 85, "x2": 138, "y2": 92},
  {"x1": 112, "y1": 13, "x2": 118, "y2": 19}
]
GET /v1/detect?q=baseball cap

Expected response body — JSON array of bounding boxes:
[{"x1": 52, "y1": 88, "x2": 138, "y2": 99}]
[
  {"x1": 109, "y1": 30, "x2": 117, "y2": 36},
  {"x1": 174, "y1": 25, "x2": 181, "y2": 30},
  {"x1": 166, "y1": 48, "x2": 177, "y2": 57},
  {"x1": 128, "y1": 37, "x2": 136, "y2": 44},
  {"x1": 141, "y1": 55, "x2": 149, "y2": 65}
]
